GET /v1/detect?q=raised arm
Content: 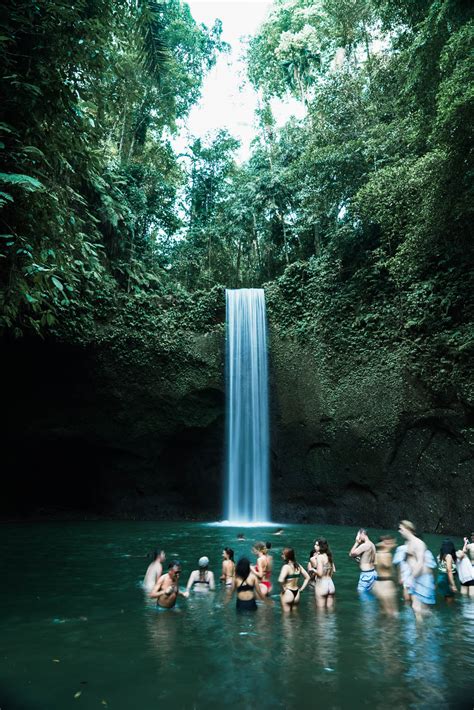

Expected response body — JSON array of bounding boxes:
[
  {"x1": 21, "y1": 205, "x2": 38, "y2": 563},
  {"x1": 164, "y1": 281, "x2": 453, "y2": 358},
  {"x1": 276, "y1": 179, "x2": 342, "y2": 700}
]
[{"x1": 349, "y1": 541, "x2": 369, "y2": 558}]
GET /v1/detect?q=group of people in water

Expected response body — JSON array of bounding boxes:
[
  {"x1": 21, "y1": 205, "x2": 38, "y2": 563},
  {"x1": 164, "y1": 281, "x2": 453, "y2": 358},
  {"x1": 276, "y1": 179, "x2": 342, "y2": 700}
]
[{"x1": 143, "y1": 523, "x2": 474, "y2": 620}]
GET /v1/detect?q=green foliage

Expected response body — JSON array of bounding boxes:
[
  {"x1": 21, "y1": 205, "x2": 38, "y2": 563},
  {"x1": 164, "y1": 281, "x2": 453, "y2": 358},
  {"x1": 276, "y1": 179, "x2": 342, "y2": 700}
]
[
  {"x1": 0, "y1": 0, "x2": 472, "y2": 405},
  {"x1": 0, "y1": 0, "x2": 224, "y2": 335}
]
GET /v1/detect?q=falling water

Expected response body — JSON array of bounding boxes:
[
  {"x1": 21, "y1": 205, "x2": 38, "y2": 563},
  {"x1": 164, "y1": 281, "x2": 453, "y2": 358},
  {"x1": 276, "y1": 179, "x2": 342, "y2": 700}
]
[{"x1": 225, "y1": 288, "x2": 270, "y2": 523}]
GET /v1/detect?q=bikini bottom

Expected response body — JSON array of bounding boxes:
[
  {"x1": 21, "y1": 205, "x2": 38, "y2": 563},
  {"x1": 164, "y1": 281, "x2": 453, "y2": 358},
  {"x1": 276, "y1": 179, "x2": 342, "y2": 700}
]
[{"x1": 236, "y1": 597, "x2": 257, "y2": 612}]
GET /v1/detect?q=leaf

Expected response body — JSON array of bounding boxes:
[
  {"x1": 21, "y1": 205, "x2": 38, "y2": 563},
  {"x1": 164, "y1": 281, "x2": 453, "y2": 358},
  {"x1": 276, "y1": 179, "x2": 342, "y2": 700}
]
[
  {"x1": 46, "y1": 312, "x2": 55, "y2": 326},
  {"x1": 51, "y1": 276, "x2": 64, "y2": 292},
  {"x1": 22, "y1": 146, "x2": 47, "y2": 160},
  {"x1": 74, "y1": 691, "x2": 82, "y2": 699},
  {"x1": 0, "y1": 173, "x2": 43, "y2": 191}
]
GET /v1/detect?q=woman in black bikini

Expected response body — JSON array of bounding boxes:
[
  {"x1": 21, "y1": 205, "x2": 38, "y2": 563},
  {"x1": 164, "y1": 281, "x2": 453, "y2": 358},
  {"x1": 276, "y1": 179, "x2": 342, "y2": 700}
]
[
  {"x1": 278, "y1": 548, "x2": 310, "y2": 613},
  {"x1": 232, "y1": 557, "x2": 266, "y2": 611}
]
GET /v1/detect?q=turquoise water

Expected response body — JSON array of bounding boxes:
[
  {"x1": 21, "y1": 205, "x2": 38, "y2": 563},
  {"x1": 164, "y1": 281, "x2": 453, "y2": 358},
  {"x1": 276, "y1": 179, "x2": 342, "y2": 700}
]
[{"x1": 1, "y1": 522, "x2": 473, "y2": 709}]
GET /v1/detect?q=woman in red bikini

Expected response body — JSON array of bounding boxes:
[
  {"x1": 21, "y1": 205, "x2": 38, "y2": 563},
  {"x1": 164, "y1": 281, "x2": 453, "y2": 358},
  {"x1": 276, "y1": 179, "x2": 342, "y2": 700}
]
[{"x1": 251, "y1": 542, "x2": 272, "y2": 596}]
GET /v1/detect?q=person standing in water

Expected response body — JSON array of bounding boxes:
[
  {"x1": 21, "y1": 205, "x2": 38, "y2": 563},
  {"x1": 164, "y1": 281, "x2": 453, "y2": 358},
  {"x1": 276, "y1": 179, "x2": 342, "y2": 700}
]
[
  {"x1": 232, "y1": 557, "x2": 267, "y2": 611},
  {"x1": 373, "y1": 536, "x2": 398, "y2": 616},
  {"x1": 251, "y1": 542, "x2": 272, "y2": 596},
  {"x1": 398, "y1": 520, "x2": 436, "y2": 619},
  {"x1": 466, "y1": 533, "x2": 474, "y2": 565},
  {"x1": 143, "y1": 550, "x2": 166, "y2": 592},
  {"x1": 278, "y1": 548, "x2": 310, "y2": 612},
  {"x1": 436, "y1": 541, "x2": 457, "y2": 602},
  {"x1": 265, "y1": 542, "x2": 274, "y2": 577},
  {"x1": 220, "y1": 548, "x2": 235, "y2": 587},
  {"x1": 149, "y1": 561, "x2": 188, "y2": 608},
  {"x1": 349, "y1": 529, "x2": 377, "y2": 596},
  {"x1": 185, "y1": 556, "x2": 216, "y2": 594},
  {"x1": 307, "y1": 543, "x2": 318, "y2": 584},
  {"x1": 393, "y1": 542, "x2": 413, "y2": 602},
  {"x1": 457, "y1": 540, "x2": 474, "y2": 597},
  {"x1": 313, "y1": 539, "x2": 336, "y2": 609}
]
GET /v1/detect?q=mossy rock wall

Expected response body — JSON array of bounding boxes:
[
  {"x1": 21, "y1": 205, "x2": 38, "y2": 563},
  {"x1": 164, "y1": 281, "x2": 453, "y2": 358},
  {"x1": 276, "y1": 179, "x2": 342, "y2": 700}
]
[
  {"x1": 2, "y1": 308, "x2": 473, "y2": 533},
  {"x1": 269, "y1": 331, "x2": 473, "y2": 533}
]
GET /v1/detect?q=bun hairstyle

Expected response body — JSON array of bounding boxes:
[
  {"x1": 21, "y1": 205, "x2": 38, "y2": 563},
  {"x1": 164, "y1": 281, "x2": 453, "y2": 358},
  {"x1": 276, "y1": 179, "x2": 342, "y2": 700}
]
[
  {"x1": 265, "y1": 541, "x2": 272, "y2": 550},
  {"x1": 223, "y1": 547, "x2": 234, "y2": 561},
  {"x1": 254, "y1": 541, "x2": 266, "y2": 553}
]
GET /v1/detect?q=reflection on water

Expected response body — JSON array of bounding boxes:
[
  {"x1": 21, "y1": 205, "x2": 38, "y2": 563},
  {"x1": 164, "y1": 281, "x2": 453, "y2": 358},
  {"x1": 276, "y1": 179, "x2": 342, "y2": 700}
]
[{"x1": 1, "y1": 521, "x2": 473, "y2": 709}]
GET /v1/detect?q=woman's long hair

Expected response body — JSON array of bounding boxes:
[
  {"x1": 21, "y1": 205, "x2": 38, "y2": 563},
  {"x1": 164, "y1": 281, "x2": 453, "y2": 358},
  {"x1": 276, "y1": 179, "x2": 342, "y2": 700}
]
[
  {"x1": 235, "y1": 557, "x2": 251, "y2": 580},
  {"x1": 439, "y1": 540, "x2": 456, "y2": 562},
  {"x1": 316, "y1": 538, "x2": 334, "y2": 567},
  {"x1": 223, "y1": 547, "x2": 234, "y2": 561},
  {"x1": 283, "y1": 547, "x2": 300, "y2": 570}
]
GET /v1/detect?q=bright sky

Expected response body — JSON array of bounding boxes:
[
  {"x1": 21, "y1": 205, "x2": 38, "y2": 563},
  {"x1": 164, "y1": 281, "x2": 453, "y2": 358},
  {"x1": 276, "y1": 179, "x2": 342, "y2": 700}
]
[{"x1": 172, "y1": 0, "x2": 304, "y2": 163}]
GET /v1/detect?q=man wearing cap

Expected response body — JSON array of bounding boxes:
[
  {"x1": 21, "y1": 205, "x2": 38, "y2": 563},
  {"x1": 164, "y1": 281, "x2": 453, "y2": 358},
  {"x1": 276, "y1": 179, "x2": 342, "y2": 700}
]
[
  {"x1": 150, "y1": 561, "x2": 188, "y2": 608},
  {"x1": 185, "y1": 556, "x2": 216, "y2": 594}
]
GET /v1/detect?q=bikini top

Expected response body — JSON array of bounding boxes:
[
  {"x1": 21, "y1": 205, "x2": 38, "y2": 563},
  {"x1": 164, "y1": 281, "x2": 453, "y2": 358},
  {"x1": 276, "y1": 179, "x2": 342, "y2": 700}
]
[
  {"x1": 437, "y1": 557, "x2": 456, "y2": 574},
  {"x1": 286, "y1": 570, "x2": 300, "y2": 580},
  {"x1": 193, "y1": 572, "x2": 210, "y2": 586},
  {"x1": 238, "y1": 578, "x2": 254, "y2": 592}
]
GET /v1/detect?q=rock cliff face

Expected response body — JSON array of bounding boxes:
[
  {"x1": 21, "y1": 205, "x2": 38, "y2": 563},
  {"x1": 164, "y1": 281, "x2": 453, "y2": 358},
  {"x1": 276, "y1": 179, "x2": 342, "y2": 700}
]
[
  {"x1": 2, "y1": 323, "x2": 473, "y2": 533},
  {"x1": 3, "y1": 332, "x2": 225, "y2": 520},
  {"x1": 269, "y1": 334, "x2": 473, "y2": 533}
]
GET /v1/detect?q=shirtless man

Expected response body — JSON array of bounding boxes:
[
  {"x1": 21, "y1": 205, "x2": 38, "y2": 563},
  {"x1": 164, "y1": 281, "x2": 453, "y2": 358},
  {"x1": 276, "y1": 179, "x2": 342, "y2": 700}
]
[
  {"x1": 150, "y1": 561, "x2": 188, "y2": 609},
  {"x1": 399, "y1": 520, "x2": 435, "y2": 619},
  {"x1": 349, "y1": 528, "x2": 377, "y2": 596},
  {"x1": 143, "y1": 550, "x2": 166, "y2": 592}
]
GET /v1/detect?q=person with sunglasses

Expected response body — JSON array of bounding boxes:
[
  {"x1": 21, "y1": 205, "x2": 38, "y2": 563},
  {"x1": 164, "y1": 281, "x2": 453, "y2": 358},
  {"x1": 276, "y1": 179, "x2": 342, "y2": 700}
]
[{"x1": 149, "y1": 561, "x2": 188, "y2": 609}]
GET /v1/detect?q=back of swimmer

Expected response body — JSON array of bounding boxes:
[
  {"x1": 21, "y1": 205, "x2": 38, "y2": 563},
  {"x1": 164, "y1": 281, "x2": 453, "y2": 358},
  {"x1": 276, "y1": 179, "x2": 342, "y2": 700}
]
[
  {"x1": 185, "y1": 556, "x2": 216, "y2": 594},
  {"x1": 233, "y1": 557, "x2": 265, "y2": 611}
]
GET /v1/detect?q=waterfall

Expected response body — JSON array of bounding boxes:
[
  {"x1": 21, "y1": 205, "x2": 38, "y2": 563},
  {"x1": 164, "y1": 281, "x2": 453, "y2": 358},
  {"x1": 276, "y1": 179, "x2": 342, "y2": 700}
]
[{"x1": 225, "y1": 288, "x2": 270, "y2": 523}]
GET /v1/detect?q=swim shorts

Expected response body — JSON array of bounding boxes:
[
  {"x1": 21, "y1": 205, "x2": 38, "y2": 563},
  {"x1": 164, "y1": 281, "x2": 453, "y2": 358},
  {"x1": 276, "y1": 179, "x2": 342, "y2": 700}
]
[
  {"x1": 410, "y1": 573, "x2": 436, "y2": 605},
  {"x1": 357, "y1": 569, "x2": 377, "y2": 593}
]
